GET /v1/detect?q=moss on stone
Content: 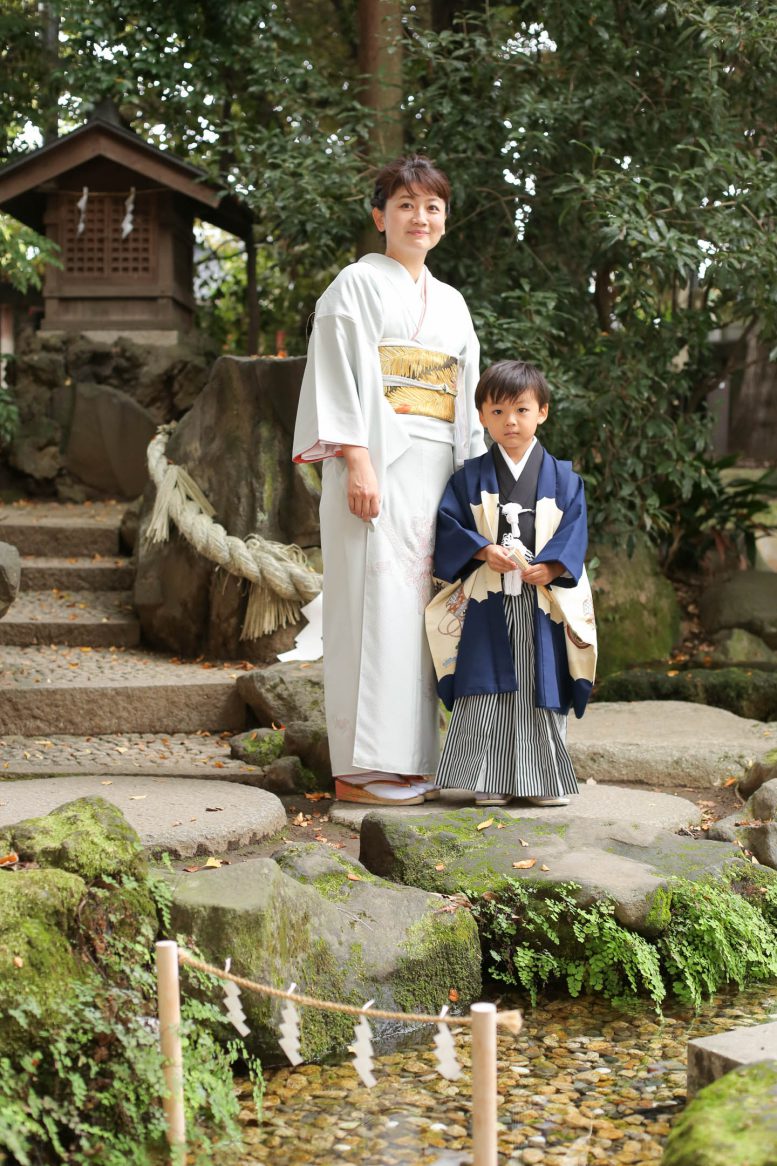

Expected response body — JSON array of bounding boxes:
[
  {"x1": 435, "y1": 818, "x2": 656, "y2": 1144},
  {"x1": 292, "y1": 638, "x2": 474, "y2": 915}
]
[
  {"x1": 393, "y1": 907, "x2": 481, "y2": 1015},
  {"x1": 597, "y1": 665, "x2": 777, "y2": 721},
  {"x1": 644, "y1": 885, "x2": 673, "y2": 933},
  {"x1": 8, "y1": 797, "x2": 146, "y2": 882},
  {"x1": 0, "y1": 868, "x2": 95, "y2": 1053},
  {"x1": 662, "y1": 1060, "x2": 777, "y2": 1166},
  {"x1": 240, "y1": 729, "x2": 285, "y2": 766}
]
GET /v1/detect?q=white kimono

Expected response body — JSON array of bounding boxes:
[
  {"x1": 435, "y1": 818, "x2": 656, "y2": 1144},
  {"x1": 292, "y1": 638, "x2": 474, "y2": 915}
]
[{"x1": 293, "y1": 253, "x2": 485, "y2": 776}]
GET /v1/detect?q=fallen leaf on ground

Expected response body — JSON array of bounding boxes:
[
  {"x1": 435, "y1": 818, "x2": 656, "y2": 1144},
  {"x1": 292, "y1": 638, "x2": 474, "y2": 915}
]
[
  {"x1": 347, "y1": 871, "x2": 363, "y2": 881},
  {"x1": 495, "y1": 822, "x2": 507, "y2": 829},
  {"x1": 448, "y1": 988, "x2": 459, "y2": 1003},
  {"x1": 518, "y1": 838, "x2": 530, "y2": 847},
  {"x1": 171, "y1": 820, "x2": 182, "y2": 827},
  {"x1": 512, "y1": 858, "x2": 537, "y2": 869},
  {"x1": 204, "y1": 857, "x2": 223, "y2": 868},
  {"x1": 540, "y1": 864, "x2": 550, "y2": 872},
  {"x1": 304, "y1": 792, "x2": 332, "y2": 801},
  {"x1": 0, "y1": 852, "x2": 19, "y2": 866},
  {"x1": 115, "y1": 746, "x2": 128, "y2": 754},
  {"x1": 477, "y1": 818, "x2": 494, "y2": 831},
  {"x1": 13, "y1": 956, "x2": 24, "y2": 968},
  {"x1": 205, "y1": 806, "x2": 224, "y2": 812},
  {"x1": 129, "y1": 795, "x2": 147, "y2": 800},
  {"x1": 723, "y1": 776, "x2": 738, "y2": 787},
  {"x1": 271, "y1": 722, "x2": 286, "y2": 731},
  {"x1": 183, "y1": 865, "x2": 201, "y2": 873},
  {"x1": 434, "y1": 863, "x2": 446, "y2": 871},
  {"x1": 100, "y1": 780, "x2": 113, "y2": 786}
]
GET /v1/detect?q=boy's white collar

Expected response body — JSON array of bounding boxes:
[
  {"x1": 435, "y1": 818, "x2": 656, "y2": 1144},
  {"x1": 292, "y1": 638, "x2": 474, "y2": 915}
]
[{"x1": 498, "y1": 437, "x2": 537, "y2": 480}]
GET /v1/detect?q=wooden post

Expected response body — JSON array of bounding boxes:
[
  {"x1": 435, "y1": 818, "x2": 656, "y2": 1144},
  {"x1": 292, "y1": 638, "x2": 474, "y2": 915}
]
[
  {"x1": 156, "y1": 941, "x2": 186, "y2": 1160},
  {"x1": 471, "y1": 1002, "x2": 498, "y2": 1166}
]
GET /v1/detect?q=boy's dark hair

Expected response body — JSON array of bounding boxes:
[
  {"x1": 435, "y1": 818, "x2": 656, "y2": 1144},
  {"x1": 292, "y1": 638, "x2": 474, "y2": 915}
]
[
  {"x1": 371, "y1": 155, "x2": 451, "y2": 215},
  {"x1": 475, "y1": 360, "x2": 550, "y2": 411}
]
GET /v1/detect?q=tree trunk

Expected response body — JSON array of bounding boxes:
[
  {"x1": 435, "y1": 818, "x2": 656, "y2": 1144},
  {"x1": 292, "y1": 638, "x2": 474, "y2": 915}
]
[
  {"x1": 245, "y1": 236, "x2": 260, "y2": 355},
  {"x1": 41, "y1": 2, "x2": 59, "y2": 143},
  {"x1": 358, "y1": 0, "x2": 404, "y2": 161},
  {"x1": 729, "y1": 329, "x2": 777, "y2": 463}
]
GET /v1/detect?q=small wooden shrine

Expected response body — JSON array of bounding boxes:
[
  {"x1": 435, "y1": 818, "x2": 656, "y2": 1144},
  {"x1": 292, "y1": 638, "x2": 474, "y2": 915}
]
[{"x1": 0, "y1": 103, "x2": 252, "y2": 336}]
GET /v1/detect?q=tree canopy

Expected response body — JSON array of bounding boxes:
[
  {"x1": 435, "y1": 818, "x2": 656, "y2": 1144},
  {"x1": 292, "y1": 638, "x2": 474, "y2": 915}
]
[{"x1": 1, "y1": 0, "x2": 775, "y2": 550}]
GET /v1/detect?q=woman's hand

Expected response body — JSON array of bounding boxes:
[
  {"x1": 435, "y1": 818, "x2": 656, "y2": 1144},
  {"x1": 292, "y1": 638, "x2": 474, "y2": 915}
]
[
  {"x1": 342, "y1": 445, "x2": 381, "y2": 521},
  {"x1": 473, "y1": 544, "x2": 519, "y2": 573},
  {"x1": 522, "y1": 560, "x2": 564, "y2": 586}
]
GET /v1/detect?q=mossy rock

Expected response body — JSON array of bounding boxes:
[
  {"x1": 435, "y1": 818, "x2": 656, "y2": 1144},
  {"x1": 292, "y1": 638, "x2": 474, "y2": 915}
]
[
  {"x1": 590, "y1": 535, "x2": 681, "y2": 677},
  {"x1": 0, "y1": 867, "x2": 96, "y2": 1053},
  {"x1": 229, "y1": 727, "x2": 286, "y2": 767},
  {"x1": 359, "y1": 808, "x2": 744, "y2": 933},
  {"x1": 8, "y1": 797, "x2": 147, "y2": 881},
  {"x1": 662, "y1": 1060, "x2": 777, "y2": 1166},
  {"x1": 168, "y1": 845, "x2": 480, "y2": 1063},
  {"x1": 596, "y1": 666, "x2": 777, "y2": 721}
]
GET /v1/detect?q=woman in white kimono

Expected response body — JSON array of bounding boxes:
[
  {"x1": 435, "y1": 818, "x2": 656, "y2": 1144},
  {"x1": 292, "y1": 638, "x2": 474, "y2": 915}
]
[{"x1": 293, "y1": 155, "x2": 485, "y2": 804}]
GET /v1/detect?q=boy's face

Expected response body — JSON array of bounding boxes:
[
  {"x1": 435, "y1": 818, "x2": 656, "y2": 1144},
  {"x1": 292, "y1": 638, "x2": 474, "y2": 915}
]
[{"x1": 478, "y1": 391, "x2": 548, "y2": 462}]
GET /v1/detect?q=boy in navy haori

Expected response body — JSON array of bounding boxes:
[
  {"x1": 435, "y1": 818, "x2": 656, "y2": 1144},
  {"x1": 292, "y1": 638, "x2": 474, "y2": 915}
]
[{"x1": 425, "y1": 360, "x2": 597, "y2": 806}]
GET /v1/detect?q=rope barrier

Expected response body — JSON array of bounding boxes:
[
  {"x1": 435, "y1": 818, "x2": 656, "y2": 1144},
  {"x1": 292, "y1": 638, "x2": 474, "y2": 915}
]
[
  {"x1": 177, "y1": 949, "x2": 523, "y2": 1033},
  {"x1": 156, "y1": 940, "x2": 513, "y2": 1166},
  {"x1": 145, "y1": 424, "x2": 322, "y2": 638}
]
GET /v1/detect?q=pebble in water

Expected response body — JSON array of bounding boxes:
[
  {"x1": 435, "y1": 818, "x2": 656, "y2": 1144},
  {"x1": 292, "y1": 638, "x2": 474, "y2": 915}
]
[{"x1": 233, "y1": 985, "x2": 777, "y2": 1166}]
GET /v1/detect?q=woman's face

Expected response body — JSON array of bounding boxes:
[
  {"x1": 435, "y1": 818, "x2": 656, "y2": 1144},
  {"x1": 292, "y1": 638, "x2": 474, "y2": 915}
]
[{"x1": 372, "y1": 185, "x2": 446, "y2": 266}]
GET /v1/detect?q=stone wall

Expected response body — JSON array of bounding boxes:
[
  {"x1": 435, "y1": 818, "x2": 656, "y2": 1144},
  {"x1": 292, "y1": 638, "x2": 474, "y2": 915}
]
[{"x1": 3, "y1": 325, "x2": 212, "y2": 500}]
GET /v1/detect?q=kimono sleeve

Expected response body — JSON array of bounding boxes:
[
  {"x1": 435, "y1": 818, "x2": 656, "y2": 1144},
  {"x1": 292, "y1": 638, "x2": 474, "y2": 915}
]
[
  {"x1": 433, "y1": 471, "x2": 491, "y2": 583},
  {"x1": 534, "y1": 472, "x2": 588, "y2": 585},
  {"x1": 292, "y1": 267, "x2": 384, "y2": 463}
]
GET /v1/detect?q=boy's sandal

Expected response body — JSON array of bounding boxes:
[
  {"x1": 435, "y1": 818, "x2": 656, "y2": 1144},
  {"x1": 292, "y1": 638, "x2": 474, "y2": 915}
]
[
  {"x1": 474, "y1": 791, "x2": 513, "y2": 806},
  {"x1": 335, "y1": 779, "x2": 425, "y2": 806}
]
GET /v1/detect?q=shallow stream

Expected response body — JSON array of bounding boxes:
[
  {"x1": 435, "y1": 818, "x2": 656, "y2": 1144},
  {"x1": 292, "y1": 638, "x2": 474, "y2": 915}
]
[{"x1": 232, "y1": 985, "x2": 777, "y2": 1166}]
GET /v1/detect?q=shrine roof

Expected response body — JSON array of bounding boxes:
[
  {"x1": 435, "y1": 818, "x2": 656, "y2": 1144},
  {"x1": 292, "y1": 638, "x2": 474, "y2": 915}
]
[{"x1": 0, "y1": 111, "x2": 252, "y2": 237}]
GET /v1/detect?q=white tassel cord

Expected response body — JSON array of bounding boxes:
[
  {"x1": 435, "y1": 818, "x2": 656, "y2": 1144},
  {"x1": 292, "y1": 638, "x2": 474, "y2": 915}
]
[{"x1": 145, "y1": 425, "x2": 322, "y2": 638}]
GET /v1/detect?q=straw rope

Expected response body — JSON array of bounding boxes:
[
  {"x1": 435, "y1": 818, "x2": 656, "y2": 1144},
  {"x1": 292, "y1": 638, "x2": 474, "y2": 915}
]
[
  {"x1": 145, "y1": 424, "x2": 322, "y2": 638},
  {"x1": 177, "y1": 950, "x2": 523, "y2": 1035}
]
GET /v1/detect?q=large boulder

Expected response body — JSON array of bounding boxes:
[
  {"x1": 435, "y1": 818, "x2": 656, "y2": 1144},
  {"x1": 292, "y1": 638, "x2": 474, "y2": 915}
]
[
  {"x1": 0, "y1": 540, "x2": 21, "y2": 618},
  {"x1": 661, "y1": 1060, "x2": 777, "y2": 1166},
  {"x1": 169, "y1": 844, "x2": 481, "y2": 1064},
  {"x1": 596, "y1": 667, "x2": 777, "y2": 721},
  {"x1": 63, "y1": 381, "x2": 156, "y2": 498},
  {"x1": 0, "y1": 797, "x2": 158, "y2": 1055},
  {"x1": 590, "y1": 535, "x2": 682, "y2": 677},
  {"x1": 357, "y1": 807, "x2": 742, "y2": 933},
  {"x1": 134, "y1": 356, "x2": 321, "y2": 661},
  {"x1": 700, "y1": 571, "x2": 777, "y2": 650},
  {"x1": 694, "y1": 628, "x2": 777, "y2": 669}
]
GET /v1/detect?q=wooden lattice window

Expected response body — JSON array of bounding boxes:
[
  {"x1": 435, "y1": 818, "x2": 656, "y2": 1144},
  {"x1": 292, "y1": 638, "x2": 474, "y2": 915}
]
[{"x1": 62, "y1": 191, "x2": 157, "y2": 279}]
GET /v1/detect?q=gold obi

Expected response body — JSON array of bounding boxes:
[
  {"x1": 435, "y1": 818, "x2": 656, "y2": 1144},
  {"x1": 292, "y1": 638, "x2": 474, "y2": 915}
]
[{"x1": 379, "y1": 343, "x2": 459, "y2": 423}]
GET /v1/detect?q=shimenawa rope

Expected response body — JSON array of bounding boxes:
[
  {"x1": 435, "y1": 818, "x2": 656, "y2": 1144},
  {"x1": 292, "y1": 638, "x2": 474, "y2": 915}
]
[{"x1": 145, "y1": 424, "x2": 322, "y2": 639}]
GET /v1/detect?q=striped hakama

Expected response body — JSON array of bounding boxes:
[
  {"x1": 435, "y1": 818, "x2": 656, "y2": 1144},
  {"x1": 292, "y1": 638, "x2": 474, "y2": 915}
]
[{"x1": 436, "y1": 584, "x2": 578, "y2": 797}]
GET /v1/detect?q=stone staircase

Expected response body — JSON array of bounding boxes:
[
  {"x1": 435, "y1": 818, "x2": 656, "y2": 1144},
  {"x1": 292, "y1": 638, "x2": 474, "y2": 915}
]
[{"x1": 0, "y1": 501, "x2": 246, "y2": 740}]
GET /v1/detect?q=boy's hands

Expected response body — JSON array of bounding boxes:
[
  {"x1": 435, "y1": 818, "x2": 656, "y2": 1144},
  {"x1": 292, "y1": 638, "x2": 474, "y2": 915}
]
[
  {"x1": 474, "y1": 546, "x2": 565, "y2": 587},
  {"x1": 473, "y1": 544, "x2": 519, "y2": 573},
  {"x1": 522, "y1": 560, "x2": 564, "y2": 586}
]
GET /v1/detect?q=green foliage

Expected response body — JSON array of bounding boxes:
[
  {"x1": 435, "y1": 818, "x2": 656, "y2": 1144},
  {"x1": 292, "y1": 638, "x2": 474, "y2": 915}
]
[
  {"x1": 474, "y1": 879, "x2": 665, "y2": 1007},
  {"x1": 0, "y1": 871, "x2": 264, "y2": 1166},
  {"x1": 474, "y1": 867, "x2": 777, "y2": 1011}
]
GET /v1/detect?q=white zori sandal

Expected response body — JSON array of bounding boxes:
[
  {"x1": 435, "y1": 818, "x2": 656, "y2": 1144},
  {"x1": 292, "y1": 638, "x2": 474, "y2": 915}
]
[{"x1": 335, "y1": 773, "x2": 430, "y2": 806}]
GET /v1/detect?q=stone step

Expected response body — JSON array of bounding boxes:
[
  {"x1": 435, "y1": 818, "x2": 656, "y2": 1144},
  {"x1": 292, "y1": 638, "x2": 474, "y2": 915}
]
[
  {"x1": 0, "y1": 646, "x2": 247, "y2": 735},
  {"x1": 0, "y1": 731, "x2": 260, "y2": 782},
  {"x1": 0, "y1": 589, "x2": 140, "y2": 647},
  {"x1": 20, "y1": 554, "x2": 135, "y2": 592},
  {"x1": 0, "y1": 500, "x2": 123, "y2": 557},
  {"x1": 0, "y1": 775, "x2": 285, "y2": 858}
]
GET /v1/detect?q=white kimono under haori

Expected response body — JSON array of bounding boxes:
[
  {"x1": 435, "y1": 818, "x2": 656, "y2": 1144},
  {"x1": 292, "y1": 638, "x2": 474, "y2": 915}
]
[{"x1": 293, "y1": 253, "x2": 485, "y2": 777}]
